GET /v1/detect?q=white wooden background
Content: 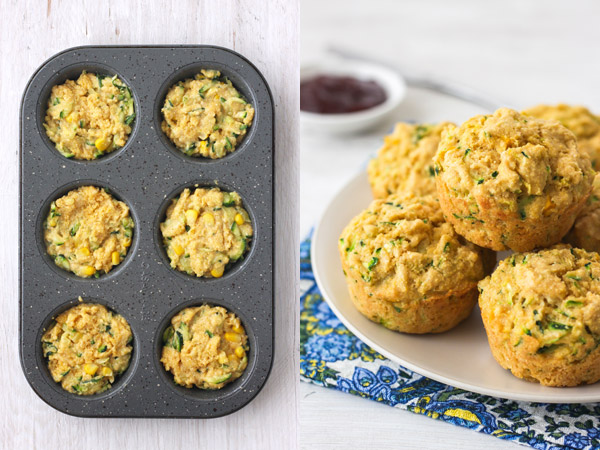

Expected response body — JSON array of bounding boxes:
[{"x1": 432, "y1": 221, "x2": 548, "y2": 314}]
[
  {"x1": 0, "y1": 1, "x2": 299, "y2": 449},
  {"x1": 300, "y1": 1, "x2": 600, "y2": 449}
]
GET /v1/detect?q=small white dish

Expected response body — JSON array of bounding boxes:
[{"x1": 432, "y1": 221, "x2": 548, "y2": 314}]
[
  {"x1": 311, "y1": 169, "x2": 600, "y2": 403},
  {"x1": 300, "y1": 59, "x2": 406, "y2": 134}
]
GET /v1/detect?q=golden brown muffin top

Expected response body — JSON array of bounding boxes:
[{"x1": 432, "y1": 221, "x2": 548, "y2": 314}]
[
  {"x1": 523, "y1": 103, "x2": 600, "y2": 169},
  {"x1": 564, "y1": 174, "x2": 600, "y2": 252},
  {"x1": 479, "y1": 245, "x2": 600, "y2": 363},
  {"x1": 339, "y1": 194, "x2": 486, "y2": 303},
  {"x1": 523, "y1": 104, "x2": 600, "y2": 140},
  {"x1": 434, "y1": 108, "x2": 594, "y2": 222},
  {"x1": 367, "y1": 122, "x2": 453, "y2": 198}
]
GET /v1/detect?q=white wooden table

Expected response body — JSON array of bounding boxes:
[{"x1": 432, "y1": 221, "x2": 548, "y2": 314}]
[
  {"x1": 300, "y1": 1, "x2": 600, "y2": 448},
  {"x1": 1, "y1": 1, "x2": 298, "y2": 449}
]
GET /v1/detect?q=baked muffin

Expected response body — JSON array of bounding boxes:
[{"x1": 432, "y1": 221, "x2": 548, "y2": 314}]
[
  {"x1": 161, "y1": 305, "x2": 248, "y2": 389},
  {"x1": 523, "y1": 104, "x2": 600, "y2": 169},
  {"x1": 523, "y1": 105, "x2": 600, "y2": 253},
  {"x1": 338, "y1": 194, "x2": 492, "y2": 334},
  {"x1": 41, "y1": 301, "x2": 133, "y2": 395},
  {"x1": 433, "y1": 108, "x2": 594, "y2": 252},
  {"x1": 564, "y1": 175, "x2": 600, "y2": 253},
  {"x1": 478, "y1": 245, "x2": 600, "y2": 387},
  {"x1": 367, "y1": 122, "x2": 453, "y2": 199}
]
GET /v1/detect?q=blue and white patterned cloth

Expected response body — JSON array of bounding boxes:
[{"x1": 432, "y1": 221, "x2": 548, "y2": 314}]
[{"x1": 300, "y1": 233, "x2": 600, "y2": 450}]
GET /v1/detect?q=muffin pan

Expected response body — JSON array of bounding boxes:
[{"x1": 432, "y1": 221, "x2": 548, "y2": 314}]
[{"x1": 19, "y1": 46, "x2": 274, "y2": 418}]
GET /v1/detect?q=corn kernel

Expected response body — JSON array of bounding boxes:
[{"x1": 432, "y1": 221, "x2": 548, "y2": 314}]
[
  {"x1": 202, "y1": 212, "x2": 215, "y2": 224},
  {"x1": 82, "y1": 265, "x2": 96, "y2": 276},
  {"x1": 173, "y1": 244, "x2": 185, "y2": 256},
  {"x1": 101, "y1": 367, "x2": 113, "y2": 377},
  {"x1": 234, "y1": 213, "x2": 244, "y2": 225},
  {"x1": 185, "y1": 209, "x2": 199, "y2": 226},
  {"x1": 84, "y1": 363, "x2": 98, "y2": 376},
  {"x1": 111, "y1": 251, "x2": 120, "y2": 265},
  {"x1": 234, "y1": 346, "x2": 245, "y2": 358},
  {"x1": 211, "y1": 266, "x2": 224, "y2": 278},
  {"x1": 95, "y1": 137, "x2": 111, "y2": 151},
  {"x1": 199, "y1": 141, "x2": 208, "y2": 152},
  {"x1": 232, "y1": 324, "x2": 243, "y2": 334},
  {"x1": 543, "y1": 196, "x2": 554, "y2": 216},
  {"x1": 48, "y1": 218, "x2": 58, "y2": 227},
  {"x1": 224, "y1": 332, "x2": 241, "y2": 343},
  {"x1": 79, "y1": 246, "x2": 91, "y2": 256},
  {"x1": 123, "y1": 238, "x2": 132, "y2": 248},
  {"x1": 218, "y1": 352, "x2": 229, "y2": 364},
  {"x1": 66, "y1": 113, "x2": 76, "y2": 123}
]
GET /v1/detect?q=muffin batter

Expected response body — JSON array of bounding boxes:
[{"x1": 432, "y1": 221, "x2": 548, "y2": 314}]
[
  {"x1": 434, "y1": 108, "x2": 594, "y2": 252},
  {"x1": 160, "y1": 187, "x2": 252, "y2": 278},
  {"x1": 44, "y1": 72, "x2": 135, "y2": 160},
  {"x1": 367, "y1": 122, "x2": 453, "y2": 199},
  {"x1": 41, "y1": 301, "x2": 133, "y2": 395},
  {"x1": 338, "y1": 194, "x2": 492, "y2": 334},
  {"x1": 161, "y1": 70, "x2": 254, "y2": 158},
  {"x1": 44, "y1": 186, "x2": 134, "y2": 278},
  {"x1": 161, "y1": 305, "x2": 249, "y2": 389},
  {"x1": 479, "y1": 246, "x2": 600, "y2": 387}
]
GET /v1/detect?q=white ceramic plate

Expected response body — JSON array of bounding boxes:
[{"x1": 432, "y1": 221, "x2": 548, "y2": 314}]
[{"x1": 312, "y1": 170, "x2": 600, "y2": 403}]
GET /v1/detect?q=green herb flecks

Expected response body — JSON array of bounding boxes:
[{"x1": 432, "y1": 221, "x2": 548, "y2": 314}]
[
  {"x1": 452, "y1": 213, "x2": 484, "y2": 223},
  {"x1": 517, "y1": 195, "x2": 536, "y2": 221},
  {"x1": 367, "y1": 257, "x2": 379, "y2": 271},
  {"x1": 548, "y1": 322, "x2": 572, "y2": 331},
  {"x1": 412, "y1": 125, "x2": 430, "y2": 144},
  {"x1": 566, "y1": 300, "x2": 583, "y2": 308},
  {"x1": 70, "y1": 222, "x2": 81, "y2": 236}
]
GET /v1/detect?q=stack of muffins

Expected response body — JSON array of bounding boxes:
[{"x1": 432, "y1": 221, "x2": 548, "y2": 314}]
[{"x1": 339, "y1": 105, "x2": 600, "y2": 387}]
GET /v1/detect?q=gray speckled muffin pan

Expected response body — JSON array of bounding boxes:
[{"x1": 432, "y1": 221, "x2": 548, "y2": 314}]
[{"x1": 19, "y1": 46, "x2": 274, "y2": 418}]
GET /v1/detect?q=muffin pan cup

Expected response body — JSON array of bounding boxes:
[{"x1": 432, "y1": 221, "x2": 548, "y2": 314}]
[{"x1": 19, "y1": 46, "x2": 274, "y2": 418}]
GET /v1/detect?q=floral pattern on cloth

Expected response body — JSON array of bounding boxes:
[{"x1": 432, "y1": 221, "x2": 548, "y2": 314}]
[{"x1": 300, "y1": 233, "x2": 600, "y2": 450}]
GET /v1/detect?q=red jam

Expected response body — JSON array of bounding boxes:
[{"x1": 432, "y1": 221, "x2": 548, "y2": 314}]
[{"x1": 300, "y1": 75, "x2": 387, "y2": 114}]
